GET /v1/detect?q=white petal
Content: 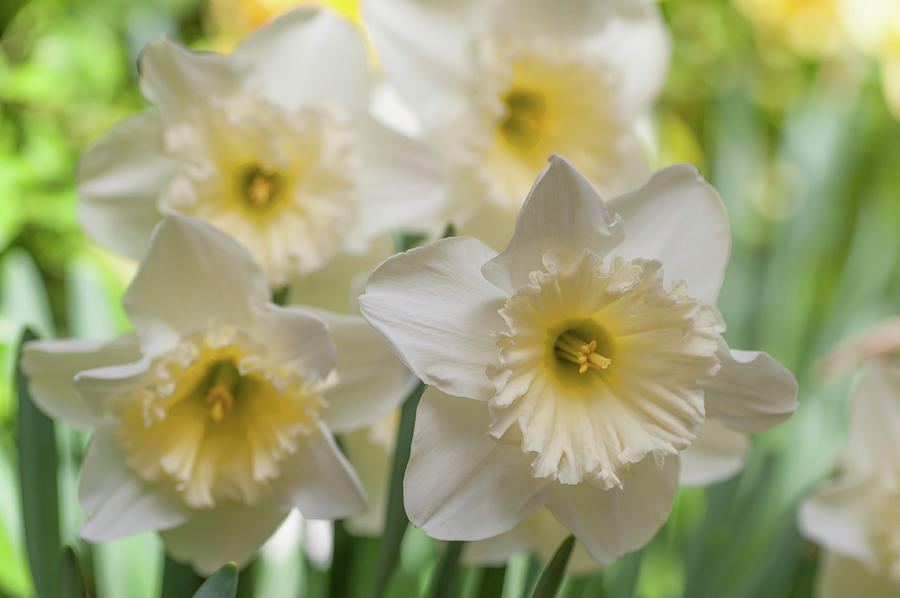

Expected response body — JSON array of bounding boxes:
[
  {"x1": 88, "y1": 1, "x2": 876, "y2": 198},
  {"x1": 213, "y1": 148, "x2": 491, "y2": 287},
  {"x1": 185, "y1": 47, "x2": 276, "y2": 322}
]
[
  {"x1": 313, "y1": 310, "x2": 415, "y2": 433},
  {"x1": 678, "y1": 419, "x2": 749, "y2": 486},
  {"x1": 342, "y1": 427, "x2": 392, "y2": 536},
  {"x1": 123, "y1": 214, "x2": 270, "y2": 347},
  {"x1": 79, "y1": 425, "x2": 191, "y2": 542},
  {"x1": 799, "y1": 476, "x2": 877, "y2": 565},
  {"x1": 247, "y1": 304, "x2": 337, "y2": 381},
  {"x1": 845, "y1": 360, "x2": 900, "y2": 473},
  {"x1": 74, "y1": 359, "x2": 152, "y2": 417},
  {"x1": 702, "y1": 344, "x2": 799, "y2": 434},
  {"x1": 404, "y1": 388, "x2": 549, "y2": 541},
  {"x1": 21, "y1": 333, "x2": 141, "y2": 430},
  {"x1": 233, "y1": 7, "x2": 370, "y2": 112},
  {"x1": 359, "y1": 237, "x2": 506, "y2": 400},
  {"x1": 287, "y1": 234, "x2": 394, "y2": 314},
  {"x1": 815, "y1": 551, "x2": 900, "y2": 598},
  {"x1": 138, "y1": 38, "x2": 244, "y2": 118},
  {"x1": 353, "y1": 115, "x2": 449, "y2": 242},
  {"x1": 583, "y1": 0, "x2": 671, "y2": 116},
  {"x1": 546, "y1": 455, "x2": 679, "y2": 564},
  {"x1": 482, "y1": 155, "x2": 623, "y2": 293},
  {"x1": 77, "y1": 112, "x2": 172, "y2": 260},
  {"x1": 271, "y1": 424, "x2": 367, "y2": 520},
  {"x1": 161, "y1": 503, "x2": 290, "y2": 575},
  {"x1": 364, "y1": 0, "x2": 474, "y2": 119},
  {"x1": 606, "y1": 164, "x2": 730, "y2": 304}
]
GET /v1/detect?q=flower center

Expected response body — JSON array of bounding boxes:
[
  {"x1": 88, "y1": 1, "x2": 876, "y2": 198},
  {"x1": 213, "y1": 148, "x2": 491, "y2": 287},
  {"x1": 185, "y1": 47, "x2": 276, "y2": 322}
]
[
  {"x1": 554, "y1": 330, "x2": 612, "y2": 374},
  {"x1": 499, "y1": 88, "x2": 547, "y2": 152},
  {"x1": 240, "y1": 165, "x2": 284, "y2": 211},
  {"x1": 487, "y1": 254, "x2": 722, "y2": 487},
  {"x1": 113, "y1": 327, "x2": 324, "y2": 508}
]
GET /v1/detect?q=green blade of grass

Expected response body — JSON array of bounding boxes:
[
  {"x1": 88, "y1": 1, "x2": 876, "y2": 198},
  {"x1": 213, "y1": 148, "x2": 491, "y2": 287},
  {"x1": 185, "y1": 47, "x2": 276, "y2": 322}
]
[
  {"x1": 371, "y1": 380, "x2": 426, "y2": 598},
  {"x1": 193, "y1": 563, "x2": 238, "y2": 598},
  {"x1": 530, "y1": 536, "x2": 575, "y2": 598},
  {"x1": 16, "y1": 327, "x2": 61, "y2": 598}
]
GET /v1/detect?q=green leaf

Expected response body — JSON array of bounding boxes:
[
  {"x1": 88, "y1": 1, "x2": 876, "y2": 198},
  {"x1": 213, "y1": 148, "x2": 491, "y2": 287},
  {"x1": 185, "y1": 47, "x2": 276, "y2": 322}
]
[
  {"x1": 370, "y1": 380, "x2": 426, "y2": 598},
  {"x1": 192, "y1": 563, "x2": 238, "y2": 598},
  {"x1": 425, "y1": 542, "x2": 464, "y2": 598},
  {"x1": 477, "y1": 566, "x2": 507, "y2": 598},
  {"x1": 161, "y1": 556, "x2": 204, "y2": 597},
  {"x1": 16, "y1": 327, "x2": 61, "y2": 598},
  {"x1": 530, "y1": 536, "x2": 575, "y2": 598},
  {"x1": 59, "y1": 546, "x2": 88, "y2": 598}
]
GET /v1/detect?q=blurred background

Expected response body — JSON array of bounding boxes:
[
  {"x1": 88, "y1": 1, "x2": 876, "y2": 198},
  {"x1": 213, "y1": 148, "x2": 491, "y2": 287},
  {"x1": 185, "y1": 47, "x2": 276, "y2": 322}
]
[{"x1": 1, "y1": 0, "x2": 899, "y2": 596}]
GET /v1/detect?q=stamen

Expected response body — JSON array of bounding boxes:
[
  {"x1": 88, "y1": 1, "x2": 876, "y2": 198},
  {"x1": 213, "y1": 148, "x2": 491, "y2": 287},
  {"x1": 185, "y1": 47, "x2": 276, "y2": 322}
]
[
  {"x1": 240, "y1": 166, "x2": 283, "y2": 210},
  {"x1": 206, "y1": 385, "x2": 234, "y2": 422},
  {"x1": 204, "y1": 360, "x2": 241, "y2": 422},
  {"x1": 555, "y1": 331, "x2": 612, "y2": 374}
]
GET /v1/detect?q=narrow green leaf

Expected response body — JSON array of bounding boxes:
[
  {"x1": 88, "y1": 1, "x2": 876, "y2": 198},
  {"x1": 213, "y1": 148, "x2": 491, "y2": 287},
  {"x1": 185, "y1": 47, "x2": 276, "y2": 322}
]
[
  {"x1": 16, "y1": 327, "x2": 61, "y2": 598},
  {"x1": 161, "y1": 556, "x2": 203, "y2": 598},
  {"x1": 477, "y1": 566, "x2": 507, "y2": 598},
  {"x1": 371, "y1": 380, "x2": 426, "y2": 598},
  {"x1": 192, "y1": 563, "x2": 239, "y2": 598},
  {"x1": 530, "y1": 536, "x2": 575, "y2": 598},
  {"x1": 59, "y1": 546, "x2": 87, "y2": 598},
  {"x1": 425, "y1": 541, "x2": 465, "y2": 598},
  {"x1": 328, "y1": 521, "x2": 355, "y2": 598}
]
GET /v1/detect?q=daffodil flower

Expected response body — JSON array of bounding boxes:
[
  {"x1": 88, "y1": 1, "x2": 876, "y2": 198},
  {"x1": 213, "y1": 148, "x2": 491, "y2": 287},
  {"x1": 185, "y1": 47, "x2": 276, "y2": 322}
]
[
  {"x1": 363, "y1": 0, "x2": 669, "y2": 249},
  {"x1": 359, "y1": 156, "x2": 798, "y2": 563},
  {"x1": 78, "y1": 7, "x2": 447, "y2": 288},
  {"x1": 800, "y1": 359, "x2": 900, "y2": 597},
  {"x1": 22, "y1": 215, "x2": 408, "y2": 573}
]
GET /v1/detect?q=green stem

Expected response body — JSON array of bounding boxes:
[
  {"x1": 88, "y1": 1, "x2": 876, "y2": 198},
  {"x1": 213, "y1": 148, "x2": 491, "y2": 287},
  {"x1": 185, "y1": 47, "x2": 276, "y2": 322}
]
[
  {"x1": 370, "y1": 381, "x2": 427, "y2": 598},
  {"x1": 425, "y1": 542, "x2": 465, "y2": 598},
  {"x1": 477, "y1": 566, "x2": 507, "y2": 598}
]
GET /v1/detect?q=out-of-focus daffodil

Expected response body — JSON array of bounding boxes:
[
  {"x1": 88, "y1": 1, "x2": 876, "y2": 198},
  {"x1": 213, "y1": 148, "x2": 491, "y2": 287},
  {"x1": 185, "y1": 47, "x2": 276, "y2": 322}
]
[
  {"x1": 800, "y1": 359, "x2": 900, "y2": 597},
  {"x1": 838, "y1": 0, "x2": 900, "y2": 119},
  {"x1": 21, "y1": 215, "x2": 410, "y2": 573},
  {"x1": 78, "y1": 7, "x2": 446, "y2": 289},
  {"x1": 735, "y1": 0, "x2": 845, "y2": 58},
  {"x1": 359, "y1": 156, "x2": 798, "y2": 563},
  {"x1": 360, "y1": 0, "x2": 670, "y2": 250}
]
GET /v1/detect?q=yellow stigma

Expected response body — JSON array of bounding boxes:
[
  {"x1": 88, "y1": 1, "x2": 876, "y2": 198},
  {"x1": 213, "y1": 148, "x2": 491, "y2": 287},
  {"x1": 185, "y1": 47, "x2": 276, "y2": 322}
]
[
  {"x1": 500, "y1": 87, "x2": 547, "y2": 152},
  {"x1": 205, "y1": 385, "x2": 234, "y2": 422},
  {"x1": 555, "y1": 331, "x2": 612, "y2": 374},
  {"x1": 240, "y1": 165, "x2": 283, "y2": 211}
]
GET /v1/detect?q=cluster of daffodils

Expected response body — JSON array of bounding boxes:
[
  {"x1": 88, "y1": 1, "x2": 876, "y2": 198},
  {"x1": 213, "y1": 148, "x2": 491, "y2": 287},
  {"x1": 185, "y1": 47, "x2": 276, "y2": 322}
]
[
  {"x1": 21, "y1": 0, "x2": 805, "y2": 577},
  {"x1": 800, "y1": 359, "x2": 900, "y2": 597}
]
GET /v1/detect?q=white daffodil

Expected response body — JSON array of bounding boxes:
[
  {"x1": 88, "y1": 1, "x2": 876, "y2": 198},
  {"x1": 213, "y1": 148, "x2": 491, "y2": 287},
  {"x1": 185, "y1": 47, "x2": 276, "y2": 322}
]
[
  {"x1": 78, "y1": 7, "x2": 446, "y2": 288},
  {"x1": 363, "y1": 0, "x2": 669, "y2": 249},
  {"x1": 22, "y1": 215, "x2": 409, "y2": 573},
  {"x1": 359, "y1": 156, "x2": 798, "y2": 563},
  {"x1": 799, "y1": 359, "x2": 900, "y2": 598}
]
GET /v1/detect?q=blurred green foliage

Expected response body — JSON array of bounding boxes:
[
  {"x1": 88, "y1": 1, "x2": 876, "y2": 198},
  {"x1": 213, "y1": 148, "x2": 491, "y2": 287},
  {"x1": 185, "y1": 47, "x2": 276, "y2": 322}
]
[{"x1": 1, "y1": 0, "x2": 899, "y2": 596}]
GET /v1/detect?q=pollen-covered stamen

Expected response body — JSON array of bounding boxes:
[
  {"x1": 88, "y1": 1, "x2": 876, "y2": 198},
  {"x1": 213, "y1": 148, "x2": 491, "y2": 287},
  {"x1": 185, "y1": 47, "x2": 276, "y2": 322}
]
[
  {"x1": 203, "y1": 360, "x2": 240, "y2": 422},
  {"x1": 555, "y1": 331, "x2": 612, "y2": 374},
  {"x1": 500, "y1": 88, "x2": 547, "y2": 151},
  {"x1": 240, "y1": 165, "x2": 283, "y2": 210}
]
